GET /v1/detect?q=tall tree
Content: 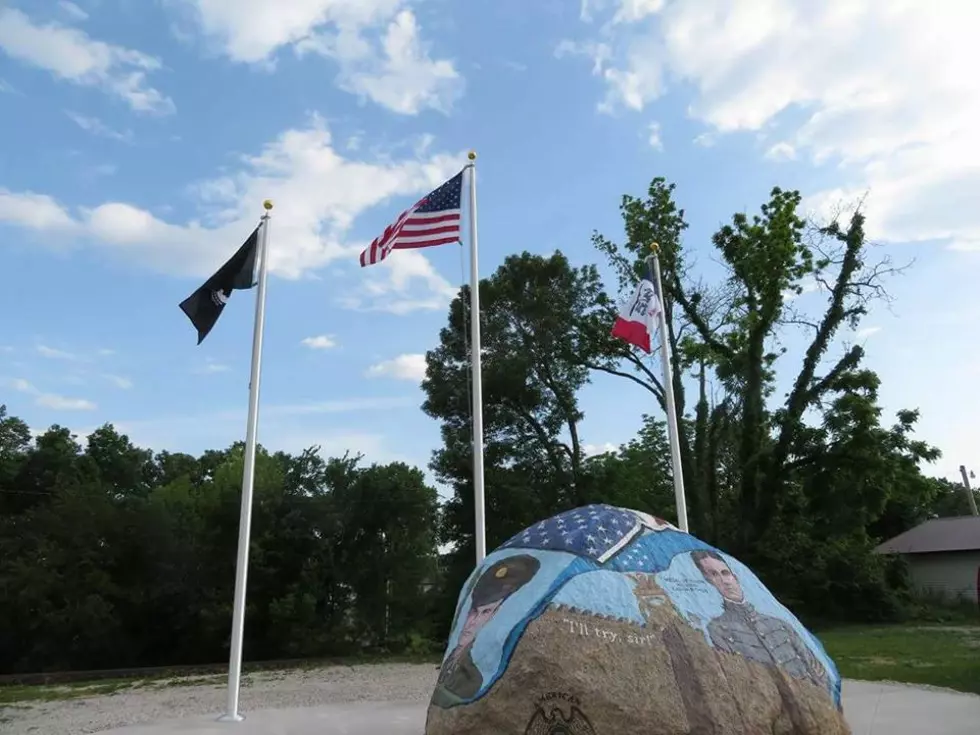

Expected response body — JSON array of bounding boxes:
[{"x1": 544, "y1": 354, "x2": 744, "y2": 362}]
[
  {"x1": 423, "y1": 252, "x2": 610, "y2": 555},
  {"x1": 591, "y1": 178, "x2": 942, "y2": 617}
]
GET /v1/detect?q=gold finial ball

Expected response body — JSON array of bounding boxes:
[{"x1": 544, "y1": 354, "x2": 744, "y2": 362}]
[
  {"x1": 263, "y1": 199, "x2": 274, "y2": 210},
  {"x1": 650, "y1": 241, "x2": 660, "y2": 253},
  {"x1": 467, "y1": 150, "x2": 477, "y2": 161}
]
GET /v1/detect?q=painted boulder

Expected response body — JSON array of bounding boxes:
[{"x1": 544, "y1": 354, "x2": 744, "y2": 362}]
[{"x1": 425, "y1": 505, "x2": 850, "y2": 735}]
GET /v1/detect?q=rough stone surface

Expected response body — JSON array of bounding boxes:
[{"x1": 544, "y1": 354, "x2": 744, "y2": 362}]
[{"x1": 425, "y1": 504, "x2": 850, "y2": 734}]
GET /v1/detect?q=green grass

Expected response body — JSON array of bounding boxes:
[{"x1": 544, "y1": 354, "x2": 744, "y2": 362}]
[{"x1": 818, "y1": 624, "x2": 980, "y2": 695}]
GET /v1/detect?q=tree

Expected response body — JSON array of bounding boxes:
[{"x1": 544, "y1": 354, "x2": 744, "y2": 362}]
[
  {"x1": 579, "y1": 415, "x2": 675, "y2": 519},
  {"x1": 590, "y1": 178, "x2": 942, "y2": 618},
  {"x1": 332, "y1": 458, "x2": 440, "y2": 649},
  {"x1": 423, "y1": 252, "x2": 611, "y2": 558},
  {"x1": 0, "y1": 406, "x2": 444, "y2": 673}
]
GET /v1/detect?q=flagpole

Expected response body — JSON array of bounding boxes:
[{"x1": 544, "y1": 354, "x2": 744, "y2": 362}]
[
  {"x1": 648, "y1": 243, "x2": 689, "y2": 533},
  {"x1": 465, "y1": 151, "x2": 487, "y2": 564},
  {"x1": 219, "y1": 200, "x2": 273, "y2": 722}
]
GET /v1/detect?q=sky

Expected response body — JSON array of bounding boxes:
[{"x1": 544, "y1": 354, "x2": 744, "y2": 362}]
[{"x1": 0, "y1": 0, "x2": 977, "y2": 495}]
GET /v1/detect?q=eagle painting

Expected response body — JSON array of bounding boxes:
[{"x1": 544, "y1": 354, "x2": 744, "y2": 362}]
[{"x1": 524, "y1": 705, "x2": 597, "y2": 735}]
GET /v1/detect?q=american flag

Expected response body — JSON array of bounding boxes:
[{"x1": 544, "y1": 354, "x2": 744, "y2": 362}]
[
  {"x1": 359, "y1": 170, "x2": 464, "y2": 267},
  {"x1": 499, "y1": 504, "x2": 643, "y2": 563}
]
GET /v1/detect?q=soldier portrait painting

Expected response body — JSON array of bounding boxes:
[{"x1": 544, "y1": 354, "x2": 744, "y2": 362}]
[
  {"x1": 691, "y1": 550, "x2": 828, "y2": 690},
  {"x1": 431, "y1": 554, "x2": 540, "y2": 708}
]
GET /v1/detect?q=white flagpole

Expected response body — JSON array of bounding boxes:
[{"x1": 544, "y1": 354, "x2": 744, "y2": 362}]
[
  {"x1": 648, "y1": 244, "x2": 689, "y2": 533},
  {"x1": 465, "y1": 151, "x2": 487, "y2": 564},
  {"x1": 219, "y1": 200, "x2": 273, "y2": 722}
]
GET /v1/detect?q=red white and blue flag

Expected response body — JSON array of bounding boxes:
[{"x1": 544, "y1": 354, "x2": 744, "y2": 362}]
[
  {"x1": 610, "y1": 260, "x2": 662, "y2": 353},
  {"x1": 359, "y1": 170, "x2": 463, "y2": 267}
]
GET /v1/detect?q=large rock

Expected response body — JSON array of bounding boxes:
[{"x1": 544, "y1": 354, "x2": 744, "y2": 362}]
[{"x1": 425, "y1": 505, "x2": 850, "y2": 734}]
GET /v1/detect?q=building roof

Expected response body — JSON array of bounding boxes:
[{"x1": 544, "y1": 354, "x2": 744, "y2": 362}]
[{"x1": 875, "y1": 516, "x2": 980, "y2": 555}]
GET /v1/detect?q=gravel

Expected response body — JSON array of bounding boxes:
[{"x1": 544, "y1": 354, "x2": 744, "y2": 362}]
[{"x1": 1, "y1": 663, "x2": 441, "y2": 735}]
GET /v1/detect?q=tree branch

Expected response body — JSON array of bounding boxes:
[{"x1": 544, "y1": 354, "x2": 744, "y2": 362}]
[
  {"x1": 583, "y1": 362, "x2": 666, "y2": 412},
  {"x1": 668, "y1": 273, "x2": 735, "y2": 360}
]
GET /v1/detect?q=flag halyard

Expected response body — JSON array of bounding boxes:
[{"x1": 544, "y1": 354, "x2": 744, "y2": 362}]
[
  {"x1": 179, "y1": 225, "x2": 260, "y2": 344},
  {"x1": 611, "y1": 261, "x2": 662, "y2": 353},
  {"x1": 359, "y1": 170, "x2": 463, "y2": 267}
]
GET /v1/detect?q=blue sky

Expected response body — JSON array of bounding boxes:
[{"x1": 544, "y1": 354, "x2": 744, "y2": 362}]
[{"x1": 0, "y1": 0, "x2": 976, "y2": 493}]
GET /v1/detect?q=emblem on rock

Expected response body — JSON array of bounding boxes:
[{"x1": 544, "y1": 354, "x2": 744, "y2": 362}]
[{"x1": 524, "y1": 693, "x2": 596, "y2": 735}]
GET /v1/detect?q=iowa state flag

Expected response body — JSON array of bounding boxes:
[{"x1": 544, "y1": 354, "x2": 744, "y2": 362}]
[{"x1": 611, "y1": 260, "x2": 662, "y2": 353}]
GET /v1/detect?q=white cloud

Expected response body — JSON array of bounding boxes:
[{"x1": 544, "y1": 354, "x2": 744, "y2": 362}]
[
  {"x1": 854, "y1": 326, "x2": 881, "y2": 340},
  {"x1": 765, "y1": 141, "x2": 796, "y2": 161},
  {"x1": 66, "y1": 111, "x2": 133, "y2": 143},
  {"x1": 781, "y1": 276, "x2": 820, "y2": 302},
  {"x1": 194, "y1": 358, "x2": 230, "y2": 374},
  {"x1": 176, "y1": 0, "x2": 402, "y2": 62},
  {"x1": 36, "y1": 393, "x2": 97, "y2": 410},
  {"x1": 693, "y1": 132, "x2": 716, "y2": 148},
  {"x1": 178, "y1": 0, "x2": 460, "y2": 115},
  {"x1": 0, "y1": 8, "x2": 174, "y2": 114},
  {"x1": 366, "y1": 353, "x2": 426, "y2": 381},
  {"x1": 343, "y1": 249, "x2": 457, "y2": 314},
  {"x1": 583, "y1": 442, "x2": 618, "y2": 456},
  {"x1": 0, "y1": 191, "x2": 76, "y2": 231},
  {"x1": 0, "y1": 117, "x2": 465, "y2": 310},
  {"x1": 58, "y1": 2, "x2": 89, "y2": 22},
  {"x1": 564, "y1": 0, "x2": 980, "y2": 252},
  {"x1": 103, "y1": 374, "x2": 134, "y2": 389},
  {"x1": 302, "y1": 335, "x2": 338, "y2": 349},
  {"x1": 36, "y1": 344, "x2": 79, "y2": 361},
  {"x1": 647, "y1": 121, "x2": 663, "y2": 150},
  {"x1": 329, "y1": 10, "x2": 463, "y2": 115},
  {"x1": 7, "y1": 377, "x2": 96, "y2": 411}
]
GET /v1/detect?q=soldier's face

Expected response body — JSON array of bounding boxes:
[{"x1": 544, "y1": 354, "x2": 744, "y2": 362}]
[
  {"x1": 699, "y1": 557, "x2": 743, "y2": 602},
  {"x1": 458, "y1": 600, "x2": 502, "y2": 647}
]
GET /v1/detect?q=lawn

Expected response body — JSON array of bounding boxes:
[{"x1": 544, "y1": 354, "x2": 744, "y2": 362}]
[{"x1": 817, "y1": 624, "x2": 980, "y2": 695}]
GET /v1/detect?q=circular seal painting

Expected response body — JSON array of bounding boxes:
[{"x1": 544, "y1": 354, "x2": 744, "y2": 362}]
[{"x1": 425, "y1": 504, "x2": 850, "y2": 735}]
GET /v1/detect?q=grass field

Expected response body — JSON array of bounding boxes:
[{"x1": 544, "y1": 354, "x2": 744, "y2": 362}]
[{"x1": 818, "y1": 624, "x2": 980, "y2": 695}]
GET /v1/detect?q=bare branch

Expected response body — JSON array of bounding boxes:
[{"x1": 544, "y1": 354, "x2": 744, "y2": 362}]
[{"x1": 583, "y1": 361, "x2": 666, "y2": 411}]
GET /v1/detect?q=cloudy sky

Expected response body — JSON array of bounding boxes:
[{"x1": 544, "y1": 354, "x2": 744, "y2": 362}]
[{"x1": 0, "y1": 0, "x2": 975, "y2": 489}]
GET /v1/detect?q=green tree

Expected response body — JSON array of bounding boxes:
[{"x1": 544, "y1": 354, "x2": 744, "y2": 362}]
[
  {"x1": 423, "y1": 252, "x2": 611, "y2": 558},
  {"x1": 592, "y1": 178, "x2": 942, "y2": 619},
  {"x1": 0, "y1": 405, "x2": 447, "y2": 673}
]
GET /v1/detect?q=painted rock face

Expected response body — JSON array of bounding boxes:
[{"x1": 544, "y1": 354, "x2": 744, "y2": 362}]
[{"x1": 425, "y1": 505, "x2": 850, "y2": 735}]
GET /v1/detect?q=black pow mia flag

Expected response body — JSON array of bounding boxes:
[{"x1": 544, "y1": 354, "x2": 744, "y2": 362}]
[{"x1": 179, "y1": 225, "x2": 260, "y2": 344}]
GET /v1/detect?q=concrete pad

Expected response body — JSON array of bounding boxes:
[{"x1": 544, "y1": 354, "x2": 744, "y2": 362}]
[
  {"x1": 843, "y1": 680, "x2": 980, "y2": 735},
  {"x1": 93, "y1": 680, "x2": 980, "y2": 734}
]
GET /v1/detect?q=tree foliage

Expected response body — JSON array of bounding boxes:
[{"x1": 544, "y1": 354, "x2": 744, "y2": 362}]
[
  {"x1": 1, "y1": 176, "x2": 967, "y2": 675},
  {"x1": 0, "y1": 410, "x2": 440, "y2": 673},
  {"x1": 422, "y1": 179, "x2": 961, "y2": 629}
]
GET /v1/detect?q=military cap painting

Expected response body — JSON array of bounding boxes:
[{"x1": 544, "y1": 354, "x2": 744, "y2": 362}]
[{"x1": 431, "y1": 554, "x2": 540, "y2": 708}]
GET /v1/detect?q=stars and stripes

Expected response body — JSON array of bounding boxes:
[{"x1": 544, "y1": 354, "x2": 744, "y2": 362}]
[
  {"x1": 359, "y1": 170, "x2": 464, "y2": 267},
  {"x1": 500, "y1": 504, "x2": 643, "y2": 563},
  {"x1": 604, "y1": 529, "x2": 711, "y2": 574}
]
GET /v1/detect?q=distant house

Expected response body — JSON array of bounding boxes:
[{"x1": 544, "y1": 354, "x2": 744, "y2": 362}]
[{"x1": 875, "y1": 516, "x2": 980, "y2": 604}]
